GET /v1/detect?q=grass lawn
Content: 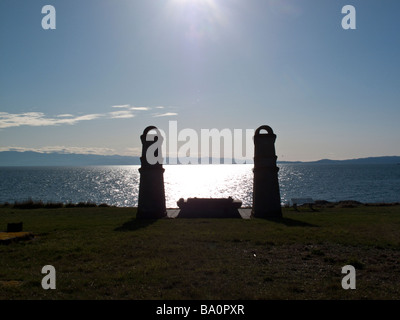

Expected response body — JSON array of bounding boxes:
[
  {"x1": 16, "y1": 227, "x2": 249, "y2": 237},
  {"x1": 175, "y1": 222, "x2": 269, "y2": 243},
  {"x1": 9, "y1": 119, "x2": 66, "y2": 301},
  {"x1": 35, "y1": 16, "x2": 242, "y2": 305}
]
[{"x1": 1, "y1": 204, "x2": 400, "y2": 300}]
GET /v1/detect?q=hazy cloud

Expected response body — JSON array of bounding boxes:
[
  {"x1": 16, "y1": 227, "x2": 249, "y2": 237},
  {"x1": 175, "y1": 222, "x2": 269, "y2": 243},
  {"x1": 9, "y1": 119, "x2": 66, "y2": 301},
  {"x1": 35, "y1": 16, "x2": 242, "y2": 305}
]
[
  {"x1": 57, "y1": 114, "x2": 74, "y2": 118},
  {"x1": 112, "y1": 104, "x2": 150, "y2": 111},
  {"x1": 0, "y1": 112, "x2": 103, "y2": 129},
  {"x1": 0, "y1": 105, "x2": 177, "y2": 129},
  {"x1": 109, "y1": 104, "x2": 150, "y2": 118},
  {"x1": 111, "y1": 104, "x2": 130, "y2": 108},
  {"x1": 130, "y1": 107, "x2": 150, "y2": 111},
  {"x1": 153, "y1": 112, "x2": 178, "y2": 117},
  {"x1": 0, "y1": 146, "x2": 116, "y2": 155},
  {"x1": 109, "y1": 110, "x2": 135, "y2": 119},
  {"x1": 124, "y1": 147, "x2": 142, "y2": 156},
  {"x1": 74, "y1": 114, "x2": 103, "y2": 121}
]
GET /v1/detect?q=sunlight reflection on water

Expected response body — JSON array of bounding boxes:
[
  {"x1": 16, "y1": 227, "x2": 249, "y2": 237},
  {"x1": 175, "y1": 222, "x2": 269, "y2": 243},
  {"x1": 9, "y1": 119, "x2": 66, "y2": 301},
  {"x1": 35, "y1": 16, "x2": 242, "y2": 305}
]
[
  {"x1": 164, "y1": 164, "x2": 253, "y2": 208},
  {"x1": 1, "y1": 163, "x2": 399, "y2": 207}
]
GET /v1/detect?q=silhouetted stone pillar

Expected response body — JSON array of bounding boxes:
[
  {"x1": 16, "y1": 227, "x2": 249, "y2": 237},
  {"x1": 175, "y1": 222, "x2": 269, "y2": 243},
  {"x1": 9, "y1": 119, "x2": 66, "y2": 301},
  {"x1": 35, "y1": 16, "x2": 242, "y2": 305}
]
[
  {"x1": 252, "y1": 125, "x2": 282, "y2": 219},
  {"x1": 137, "y1": 126, "x2": 167, "y2": 219}
]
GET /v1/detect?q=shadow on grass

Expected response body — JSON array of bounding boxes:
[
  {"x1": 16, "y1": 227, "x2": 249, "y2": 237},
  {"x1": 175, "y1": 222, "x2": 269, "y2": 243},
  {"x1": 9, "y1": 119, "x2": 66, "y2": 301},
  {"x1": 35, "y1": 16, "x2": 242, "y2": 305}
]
[
  {"x1": 114, "y1": 218, "x2": 158, "y2": 232},
  {"x1": 114, "y1": 215, "x2": 317, "y2": 231},
  {"x1": 265, "y1": 217, "x2": 319, "y2": 227}
]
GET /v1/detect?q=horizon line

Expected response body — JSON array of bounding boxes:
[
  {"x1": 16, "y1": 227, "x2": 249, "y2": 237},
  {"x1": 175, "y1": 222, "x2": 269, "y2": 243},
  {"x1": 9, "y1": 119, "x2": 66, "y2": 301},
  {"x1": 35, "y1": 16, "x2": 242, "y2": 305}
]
[{"x1": 0, "y1": 150, "x2": 400, "y2": 164}]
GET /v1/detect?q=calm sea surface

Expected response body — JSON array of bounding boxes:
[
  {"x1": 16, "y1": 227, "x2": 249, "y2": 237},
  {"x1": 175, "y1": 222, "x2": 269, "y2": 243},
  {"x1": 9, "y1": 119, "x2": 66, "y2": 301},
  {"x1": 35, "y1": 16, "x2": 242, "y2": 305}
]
[{"x1": 0, "y1": 164, "x2": 399, "y2": 207}]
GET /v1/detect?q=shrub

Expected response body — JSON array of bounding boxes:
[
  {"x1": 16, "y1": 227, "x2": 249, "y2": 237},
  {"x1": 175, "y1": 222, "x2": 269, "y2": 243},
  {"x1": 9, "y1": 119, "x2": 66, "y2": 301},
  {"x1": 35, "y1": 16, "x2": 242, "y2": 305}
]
[
  {"x1": 44, "y1": 202, "x2": 64, "y2": 209},
  {"x1": 98, "y1": 203, "x2": 109, "y2": 207},
  {"x1": 14, "y1": 198, "x2": 44, "y2": 209}
]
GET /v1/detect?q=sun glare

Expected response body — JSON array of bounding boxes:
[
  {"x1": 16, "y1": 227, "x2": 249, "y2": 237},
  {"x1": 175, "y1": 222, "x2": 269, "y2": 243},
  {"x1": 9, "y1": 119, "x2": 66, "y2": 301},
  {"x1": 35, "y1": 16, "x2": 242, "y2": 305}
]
[
  {"x1": 169, "y1": 0, "x2": 218, "y2": 12},
  {"x1": 167, "y1": 0, "x2": 227, "y2": 42},
  {"x1": 164, "y1": 164, "x2": 253, "y2": 208},
  {"x1": 173, "y1": 0, "x2": 214, "y2": 5}
]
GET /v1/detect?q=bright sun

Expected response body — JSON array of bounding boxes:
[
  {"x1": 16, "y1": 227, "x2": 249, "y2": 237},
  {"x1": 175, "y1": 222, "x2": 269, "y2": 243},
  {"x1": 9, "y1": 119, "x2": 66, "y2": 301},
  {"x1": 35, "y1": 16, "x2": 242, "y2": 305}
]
[
  {"x1": 170, "y1": 0, "x2": 218, "y2": 10},
  {"x1": 167, "y1": 0, "x2": 225, "y2": 42},
  {"x1": 174, "y1": 0, "x2": 212, "y2": 4}
]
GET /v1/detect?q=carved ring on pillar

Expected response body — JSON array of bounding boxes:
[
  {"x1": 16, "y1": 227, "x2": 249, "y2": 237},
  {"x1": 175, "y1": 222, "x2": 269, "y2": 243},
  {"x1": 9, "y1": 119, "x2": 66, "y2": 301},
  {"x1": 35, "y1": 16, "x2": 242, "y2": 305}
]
[
  {"x1": 255, "y1": 125, "x2": 274, "y2": 136},
  {"x1": 142, "y1": 125, "x2": 157, "y2": 135}
]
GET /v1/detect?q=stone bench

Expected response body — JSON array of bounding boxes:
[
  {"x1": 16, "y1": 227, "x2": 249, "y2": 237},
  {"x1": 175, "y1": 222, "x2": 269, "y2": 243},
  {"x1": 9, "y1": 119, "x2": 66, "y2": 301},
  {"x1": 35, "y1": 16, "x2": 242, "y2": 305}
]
[{"x1": 177, "y1": 197, "x2": 242, "y2": 218}]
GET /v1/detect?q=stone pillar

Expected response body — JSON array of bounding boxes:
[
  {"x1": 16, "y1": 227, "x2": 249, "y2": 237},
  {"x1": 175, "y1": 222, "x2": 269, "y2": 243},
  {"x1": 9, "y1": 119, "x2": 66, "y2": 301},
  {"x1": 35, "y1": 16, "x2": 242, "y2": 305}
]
[
  {"x1": 137, "y1": 126, "x2": 167, "y2": 219},
  {"x1": 252, "y1": 125, "x2": 282, "y2": 219}
]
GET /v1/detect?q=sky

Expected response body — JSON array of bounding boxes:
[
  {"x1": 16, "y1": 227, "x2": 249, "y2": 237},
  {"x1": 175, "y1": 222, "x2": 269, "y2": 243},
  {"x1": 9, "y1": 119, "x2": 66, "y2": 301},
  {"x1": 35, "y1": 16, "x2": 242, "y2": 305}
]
[{"x1": 1, "y1": 0, "x2": 399, "y2": 162}]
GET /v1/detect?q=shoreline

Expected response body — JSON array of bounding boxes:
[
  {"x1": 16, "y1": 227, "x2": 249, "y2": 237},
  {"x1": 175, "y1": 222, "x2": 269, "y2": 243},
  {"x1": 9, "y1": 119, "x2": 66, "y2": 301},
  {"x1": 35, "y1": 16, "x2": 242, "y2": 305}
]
[{"x1": 1, "y1": 199, "x2": 400, "y2": 210}]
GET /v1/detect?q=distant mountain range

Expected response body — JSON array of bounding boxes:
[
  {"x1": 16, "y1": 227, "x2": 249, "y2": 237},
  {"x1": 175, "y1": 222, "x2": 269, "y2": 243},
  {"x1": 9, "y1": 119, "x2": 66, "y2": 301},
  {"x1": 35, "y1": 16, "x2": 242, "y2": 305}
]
[
  {"x1": 0, "y1": 151, "x2": 140, "y2": 166},
  {"x1": 0, "y1": 151, "x2": 399, "y2": 166},
  {"x1": 297, "y1": 156, "x2": 400, "y2": 165}
]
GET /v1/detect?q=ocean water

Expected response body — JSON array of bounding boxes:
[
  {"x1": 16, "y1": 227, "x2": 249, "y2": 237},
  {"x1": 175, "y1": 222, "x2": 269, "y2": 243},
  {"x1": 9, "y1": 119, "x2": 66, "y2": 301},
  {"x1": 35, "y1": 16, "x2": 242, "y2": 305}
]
[{"x1": 0, "y1": 164, "x2": 399, "y2": 208}]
